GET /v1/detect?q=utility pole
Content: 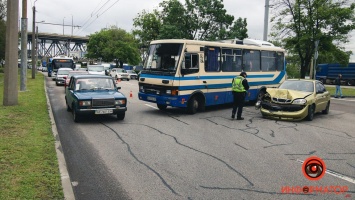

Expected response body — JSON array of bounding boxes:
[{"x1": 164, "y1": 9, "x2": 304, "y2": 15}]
[
  {"x1": 71, "y1": 15, "x2": 73, "y2": 37},
  {"x1": 263, "y1": 0, "x2": 270, "y2": 41},
  {"x1": 313, "y1": 40, "x2": 319, "y2": 80},
  {"x1": 31, "y1": 4, "x2": 36, "y2": 79},
  {"x1": 35, "y1": 26, "x2": 38, "y2": 70},
  {"x1": 3, "y1": 0, "x2": 19, "y2": 105},
  {"x1": 20, "y1": 0, "x2": 28, "y2": 91}
]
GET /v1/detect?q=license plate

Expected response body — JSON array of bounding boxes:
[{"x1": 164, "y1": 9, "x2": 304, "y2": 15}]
[
  {"x1": 147, "y1": 97, "x2": 156, "y2": 102},
  {"x1": 95, "y1": 109, "x2": 113, "y2": 114}
]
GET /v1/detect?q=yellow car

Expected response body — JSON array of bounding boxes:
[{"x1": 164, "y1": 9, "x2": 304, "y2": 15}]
[{"x1": 256, "y1": 79, "x2": 331, "y2": 121}]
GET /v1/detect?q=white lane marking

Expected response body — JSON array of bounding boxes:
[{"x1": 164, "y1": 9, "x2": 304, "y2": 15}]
[
  {"x1": 145, "y1": 104, "x2": 158, "y2": 110},
  {"x1": 296, "y1": 159, "x2": 355, "y2": 184},
  {"x1": 71, "y1": 181, "x2": 79, "y2": 186}
]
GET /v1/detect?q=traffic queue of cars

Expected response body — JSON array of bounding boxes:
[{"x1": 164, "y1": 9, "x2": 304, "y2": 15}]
[{"x1": 48, "y1": 66, "x2": 137, "y2": 122}]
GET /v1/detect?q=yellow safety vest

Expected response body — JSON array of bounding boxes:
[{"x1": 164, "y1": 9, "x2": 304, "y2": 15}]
[{"x1": 232, "y1": 76, "x2": 246, "y2": 92}]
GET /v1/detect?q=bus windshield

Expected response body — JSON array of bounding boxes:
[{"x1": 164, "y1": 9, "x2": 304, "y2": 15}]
[
  {"x1": 52, "y1": 59, "x2": 73, "y2": 70},
  {"x1": 144, "y1": 43, "x2": 183, "y2": 75}
]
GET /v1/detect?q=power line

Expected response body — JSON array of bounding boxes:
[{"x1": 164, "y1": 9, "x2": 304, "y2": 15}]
[
  {"x1": 75, "y1": 0, "x2": 112, "y2": 35},
  {"x1": 76, "y1": 0, "x2": 121, "y2": 35}
]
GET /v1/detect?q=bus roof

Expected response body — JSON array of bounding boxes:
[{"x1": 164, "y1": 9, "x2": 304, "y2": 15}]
[
  {"x1": 150, "y1": 39, "x2": 285, "y2": 52},
  {"x1": 51, "y1": 55, "x2": 73, "y2": 60}
]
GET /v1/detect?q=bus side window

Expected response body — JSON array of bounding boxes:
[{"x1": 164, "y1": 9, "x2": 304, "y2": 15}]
[
  {"x1": 182, "y1": 53, "x2": 199, "y2": 74},
  {"x1": 243, "y1": 50, "x2": 260, "y2": 72},
  {"x1": 261, "y1": 51, "x2": 276, "y2": 71}
]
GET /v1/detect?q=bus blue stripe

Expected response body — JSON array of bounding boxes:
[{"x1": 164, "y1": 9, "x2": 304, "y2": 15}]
[{"x1": 178, "y1": 71, "x2": 285, "y2": 90}]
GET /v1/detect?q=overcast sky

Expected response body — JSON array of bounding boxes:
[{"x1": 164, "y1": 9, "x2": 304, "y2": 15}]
[{"x1": 20, "y1": 0, "x2": 354, "y2": 61}]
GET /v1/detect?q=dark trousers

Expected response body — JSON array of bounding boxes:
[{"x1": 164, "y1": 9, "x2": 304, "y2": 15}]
[{"x1": 232, "y1": 91, "x2": 246, "y2": 118}]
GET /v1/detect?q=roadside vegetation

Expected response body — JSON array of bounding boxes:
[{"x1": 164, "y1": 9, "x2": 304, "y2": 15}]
[
  {"x1": 0, "y1": 72, "x2": 63, "y2": 199},
  {"x1": 325, "y1": 86, "x2": 355, "y2": 97}
]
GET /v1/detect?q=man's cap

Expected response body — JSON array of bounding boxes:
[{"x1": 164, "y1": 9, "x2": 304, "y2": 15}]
[{"x1": 240, "y1": 72, "x2": 247, "y2": 77}]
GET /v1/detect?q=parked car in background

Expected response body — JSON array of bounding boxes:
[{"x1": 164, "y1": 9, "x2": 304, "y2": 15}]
[
  {"x1": 102, "y1": 63, "x2": 111, "y2": 75},
  {"x1": 76, "y1": 67, "x2": 87, "y2": 72},
  {"x1": 256, "y1": 79, "x2": 330, "y2": 121},
  {"x1": 42, "y1": 67, "x2": 47, "y2": 72},
  {"x1": 87, "y1": 65, "x2": 105, "y2": 75},
  {"x1": 126, "y1": 70, "x2": 138, "y2": 80},
  {"x1": 55, "y1": 68, "x2": 73, "y2": 86},
  {"x1": 64, "y1": 71, "x2": 89, "y2": 90},
  {"x1": 109, "y1": 68, "x2": 130, "y2": 81},
  {"x1": 65, "y1": 75, "x2": 127, "y2": 122}
]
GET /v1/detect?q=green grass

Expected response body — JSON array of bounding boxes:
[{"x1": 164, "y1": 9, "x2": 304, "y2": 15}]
[
  {"x1": 325, "y1": 86, "x2": 355, "y2": 97},
  {"x1": 0, "y1": 71, "x2": 64, "y2": 199}
]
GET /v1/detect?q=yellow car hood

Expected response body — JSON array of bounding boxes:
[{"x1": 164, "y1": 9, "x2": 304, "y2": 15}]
[{"x1": 267, "y1": 88, "x2": 312, "y2": 100}]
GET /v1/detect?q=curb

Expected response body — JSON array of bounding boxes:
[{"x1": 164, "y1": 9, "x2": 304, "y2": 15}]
[
  {"x1": 330, "y1": 96, "x2": 355, "y2": 98},
  {"x1": 44, "y1": 77, "x2": 75, "y2": 200}
]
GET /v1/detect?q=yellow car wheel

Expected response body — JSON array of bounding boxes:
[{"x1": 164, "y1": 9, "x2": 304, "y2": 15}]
[
  {"x1": 306, "y1": 105, "x2": 314, "y2": 121},
  {"x1": 322, "y1": 101, "x2": 330, "y2": 114}
]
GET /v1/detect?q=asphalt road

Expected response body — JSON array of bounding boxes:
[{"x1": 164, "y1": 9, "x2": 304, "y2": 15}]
[{"x1": 46, "y1": 75, "x2": 355, "y2": 200}]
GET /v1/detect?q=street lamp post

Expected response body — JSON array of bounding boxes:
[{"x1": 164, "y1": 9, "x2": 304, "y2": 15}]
[
  {"x1": 31, "y1": 0, "x2": 37, "y2": 79},
  {"x1": 63, "y1": 17, "x2": 65, "y2": 35}
]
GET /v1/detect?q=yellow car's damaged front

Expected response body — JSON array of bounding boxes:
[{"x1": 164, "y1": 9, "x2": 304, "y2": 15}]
[{"x1": 257, "y1": 79, "x2": 331, "y2": 121}]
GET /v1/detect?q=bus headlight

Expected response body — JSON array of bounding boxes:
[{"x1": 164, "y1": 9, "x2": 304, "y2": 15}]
[
  {"x1": 139, "y1": 86, "x2": 144, "y2": 92},
  {"x1": 166, "y1": 89, "x2": 178, "y2": 95}
]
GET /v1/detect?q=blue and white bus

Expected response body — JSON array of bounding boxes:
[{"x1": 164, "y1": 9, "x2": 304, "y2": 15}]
[
  {"x1": 47, "y1": 55, "x2": 75, "y2": 77},
  {"x1": 138, "y1": 39, "x2": 286, "y2": 114}
]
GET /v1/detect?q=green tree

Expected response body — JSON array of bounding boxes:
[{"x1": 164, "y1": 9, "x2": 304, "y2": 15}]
[
  {"x1": 86, "y1": 27, "x2": 140, "y2": 67},
  {"x1": 271, "y1": 0, "x2": 355, "y2": 78},
  {"x1": 158, "y1": 0, "x2": 193, "y2": 39},
  {"x1": 185, "y1": 0, "x2": 234, "y2": 40},
  {"x1": 226, "y1": 17, "x2": 248, "y2": 40},
  {"x1": 132, "y1": 9, "x2": 161, "y2": 63},
  {"x1": 133, "y1": 0, "x2": 248, "y2": 43},
  {"x1": 133, "y1": 9, "x2": 161, "y2": 46}
]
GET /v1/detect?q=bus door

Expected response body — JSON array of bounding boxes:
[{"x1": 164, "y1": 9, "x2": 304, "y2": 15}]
[
  {"x1": 204, "y1": 47, "x2": 222, "y2": 105},
  {"x1": 181, "y1": 52, "x2": 202, "y2": 100}
]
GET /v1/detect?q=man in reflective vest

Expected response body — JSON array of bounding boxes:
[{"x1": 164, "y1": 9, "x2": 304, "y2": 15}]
[{"x1": 231, "y1": 72, "x2": 249, "y2": 120}]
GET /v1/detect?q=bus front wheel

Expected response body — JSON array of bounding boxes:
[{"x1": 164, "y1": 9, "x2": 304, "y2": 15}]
[
  {"x1": 187, "y1": 96, "x2": 199, "y2": 114},
  {"x1": 157, "y1": 104, "x2": 167, "y2": 110}
]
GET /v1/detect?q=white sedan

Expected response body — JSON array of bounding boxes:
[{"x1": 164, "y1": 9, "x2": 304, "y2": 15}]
[{"x1": 109, "y1": 68, "x2": 130, "y2": 81}]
